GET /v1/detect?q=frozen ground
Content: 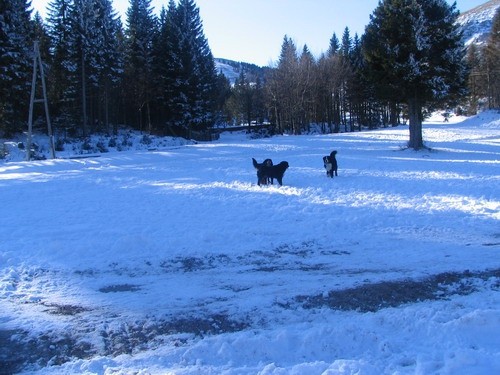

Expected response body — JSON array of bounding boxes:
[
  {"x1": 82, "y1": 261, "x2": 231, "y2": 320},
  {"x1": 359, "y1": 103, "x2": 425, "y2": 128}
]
[{"x1": 0, "y1": 112, "x2": 499, "y2": 374}]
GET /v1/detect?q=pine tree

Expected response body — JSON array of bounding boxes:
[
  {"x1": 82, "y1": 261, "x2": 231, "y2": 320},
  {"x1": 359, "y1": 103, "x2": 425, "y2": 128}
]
[
  {"x1": 68, "y1": 0, "x2": 104, "y2": 136},
  {"x1": 173, "y1": 0, "x2": 218, "y2": 132},
  {"x1": 46, "y1": 0, "x2": 75, "y2": 131},
  {"x1": 349, "y1": 33, "x2": 372, "y2": 130},
  {"x1": 124, "y1": 0, "x2": 157, "y2": 132},
  {"x1": 362, "y1": 0, "x2": 467, "y2": 149},
  {"x1": 93, "y1": 0, "x2": 123, "y2": 133},
  {"x1": 32, "y1": 12, "x2": 51, "y2": 64},
  {"x1": 339, "y1": 27, "x2": 353, "y2": 129},
  {"x1": 319, "y1": 31, "x2": 352, "y2": 133},
  {"x1": 340, "y1": 27, "x2": 352, "y2": 58},
  {"x1": 270, "y1": 35, "x2": 300, "y2": 133},
  {"x1": 153, "y1": 0, "x2": 183, "y2": 129},
  {"x1": 0, "y1": 0, "x2": 33, "y2": 135},
  {"x1": 328, "y1": 33, "x2": 340, "y2": 56}
]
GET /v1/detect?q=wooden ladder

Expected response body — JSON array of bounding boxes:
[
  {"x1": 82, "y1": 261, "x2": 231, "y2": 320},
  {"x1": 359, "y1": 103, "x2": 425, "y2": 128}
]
[{"x1": 26, "y1": 41, "x2": 55, "y2": 161}]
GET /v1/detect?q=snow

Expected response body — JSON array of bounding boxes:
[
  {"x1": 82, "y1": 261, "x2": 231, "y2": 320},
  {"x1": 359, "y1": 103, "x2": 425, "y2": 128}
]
[
  {"x1": 457, "y1": 0, "x2": 500, "y2": 46},
  {"x1": 215, "y1": 59, "x2": 241, "y2": 84},
  {"x1": 1, "y1": 111, "x2": 499, "y2": 374}
]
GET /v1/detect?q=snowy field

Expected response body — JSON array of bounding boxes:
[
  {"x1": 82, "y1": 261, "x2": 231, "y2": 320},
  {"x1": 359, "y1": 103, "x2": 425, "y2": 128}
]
[{"x1": 1, "y1": 112, "x2": 499, "y2": 374}]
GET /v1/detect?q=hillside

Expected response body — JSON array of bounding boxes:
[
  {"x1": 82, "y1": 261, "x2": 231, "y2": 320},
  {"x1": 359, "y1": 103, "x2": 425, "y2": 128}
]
[
  {"x1": 214, "y1": 58, "x2": 267, "y2": 85},
  {"x1": 457, "y1": 0, "x2": 499, "y2": 46}
]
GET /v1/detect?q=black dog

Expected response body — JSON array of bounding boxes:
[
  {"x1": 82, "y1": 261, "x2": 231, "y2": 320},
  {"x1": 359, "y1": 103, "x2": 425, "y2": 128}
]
[
  {"x1": 323, "y1": 150, "x2": 338, "y2": 177},
  {"x1": 252, "y1": 158, "x2": 273, "y2": 185},
  {"x1": 256, "y1": 161, "x2": 289, "y2": 186}
]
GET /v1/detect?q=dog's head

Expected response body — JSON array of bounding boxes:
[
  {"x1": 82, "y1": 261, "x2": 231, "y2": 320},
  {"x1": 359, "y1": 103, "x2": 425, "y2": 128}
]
[
  {"x1": 323, "y1": 156, "x2": 332, "y2": 170},
  {"x1": 253, "y1": 158, "x2": 273, "y2": 170},
  {"x1": 279, "y1": 161, "x2": 289, "y2": 170}
]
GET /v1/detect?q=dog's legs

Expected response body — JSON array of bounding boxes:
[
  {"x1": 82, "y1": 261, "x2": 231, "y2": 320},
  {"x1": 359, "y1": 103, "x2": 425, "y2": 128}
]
[{"x1": 258, "y1": 175, "x2": 268, "y2": 186}]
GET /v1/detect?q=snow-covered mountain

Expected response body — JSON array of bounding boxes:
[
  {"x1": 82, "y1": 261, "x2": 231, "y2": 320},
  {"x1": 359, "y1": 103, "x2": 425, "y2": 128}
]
[
  {"x1": 214, "y1": 59, "x2": 242, "y2": 84},
  {"x1": 214, "y1": 58, "x2": 267, "y2": 85},
  {"x1": 457, "y1": 0, "x2": 500, "y2": 46}
]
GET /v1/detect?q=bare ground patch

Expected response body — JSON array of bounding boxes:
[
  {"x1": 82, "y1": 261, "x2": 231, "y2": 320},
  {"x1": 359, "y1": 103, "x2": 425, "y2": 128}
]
[
  {"x1": 0, "y1": 313, "x2": 249, "y2": 374},
  {"x1": 294, "y1": 268, "x2": 500, "y2": 312},
  {"x1": 99, "y1": 284, "x2": 141, "y2": 293}
]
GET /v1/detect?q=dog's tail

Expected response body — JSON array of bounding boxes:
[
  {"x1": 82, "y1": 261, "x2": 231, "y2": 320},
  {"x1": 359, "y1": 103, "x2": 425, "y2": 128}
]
[
  {"x1": 330, "y1": 150, "x2": 337, "y2": 157},
  {"x1": 252, "y1": 158, "x2": 259, "y2": 169}
]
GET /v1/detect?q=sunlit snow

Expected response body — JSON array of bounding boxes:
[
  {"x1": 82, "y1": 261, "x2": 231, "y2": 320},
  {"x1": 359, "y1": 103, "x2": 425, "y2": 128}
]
[{"x1": 1, "y1": 112, "x2": 499, "y2": 374}]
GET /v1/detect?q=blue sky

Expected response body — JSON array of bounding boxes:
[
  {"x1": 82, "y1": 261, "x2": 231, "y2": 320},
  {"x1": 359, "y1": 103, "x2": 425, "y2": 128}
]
[{"x1": 32, "y1": 0, "x2": 489, "y2": 66}]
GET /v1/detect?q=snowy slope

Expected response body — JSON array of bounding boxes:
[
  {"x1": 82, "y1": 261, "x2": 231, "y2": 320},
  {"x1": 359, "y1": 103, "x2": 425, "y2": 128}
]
[
  {"x1": 0, "y1": 112, "x2": 499, "y2": 374},
  {"x1": 215, "y1": 59, "x2": 241, "y2": 84},
  {"x1": 214, "y1": 58, "x2": 266, "y2": 84},
  {"x1": 457, "y1": 0, "x2": 500, "y2": 46}
]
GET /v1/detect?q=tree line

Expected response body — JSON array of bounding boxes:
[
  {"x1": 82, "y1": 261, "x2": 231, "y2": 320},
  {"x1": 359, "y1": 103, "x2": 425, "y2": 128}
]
[
  {"x1": 1, "y1": 0, "x2": 224, "y2": 140},
  {"x1": 1, "y1": 0, "x2": 499, "y2": 149}
]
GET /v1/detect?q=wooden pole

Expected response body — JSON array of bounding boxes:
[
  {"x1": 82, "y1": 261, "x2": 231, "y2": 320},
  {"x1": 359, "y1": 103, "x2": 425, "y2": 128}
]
[
  {"x1": 26, "y1": 43, "x2": 38, "y2": 161},
  {"x1": 36, "y1": 43, "x2": 55, "y2": 158}
]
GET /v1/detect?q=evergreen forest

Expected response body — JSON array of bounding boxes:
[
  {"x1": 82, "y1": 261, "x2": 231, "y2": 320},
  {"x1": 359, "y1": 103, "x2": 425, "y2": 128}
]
[{"x1": 1, "y1": 0, "x2": 499, "y2": 149}]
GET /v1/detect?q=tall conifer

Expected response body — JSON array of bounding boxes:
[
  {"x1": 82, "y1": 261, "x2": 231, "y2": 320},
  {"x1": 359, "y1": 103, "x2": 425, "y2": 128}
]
[
  {"x1": 362, "y1": 0, "x2": 467, "y2": 149},
  {"x1": 124, "y1": 0, "x2": 157, "y2": 132},
  {"x1": 46, "y1": 0, "x2": 74, "y2": 130},
  {"x1": 154, "y1": 0, "x2": 183, "y2": 128},
  {"x1": 173, "y1": 0, "x2": 218, "y2": 131},
  {"x1": 93, "y1": 0, "x2": 123, "y2": 133},
  {"x1": 0, "y1": 0, "x2": 33, "y2": 134}
]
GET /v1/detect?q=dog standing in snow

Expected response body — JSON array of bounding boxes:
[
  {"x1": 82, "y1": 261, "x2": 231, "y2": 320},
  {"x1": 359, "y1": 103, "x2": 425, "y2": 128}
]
[
  {"x1": 256, "y1": 161, "x2": 289, "y2": 186},
  {"x1": 252, "y1": 158, "x2": 273, "y2": 185},
  {"x1": 323, "y1": 150, "x2": 338, "y2": 178},
  {"x1": 252, "y1": 158, "x2": 289, "y2": 186}
]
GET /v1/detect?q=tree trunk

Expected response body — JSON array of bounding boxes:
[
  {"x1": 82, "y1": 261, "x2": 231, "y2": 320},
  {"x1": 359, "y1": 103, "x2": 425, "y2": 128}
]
[
  {"x1": 81, "y1": 55, "x2": 88, "y2": 137},
  {"x1": 407, "y1": 96, "x2": 423, "y2": 150},
  {"x1": 147, "y1": 101, "x2": 152, "y2": 134}
]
